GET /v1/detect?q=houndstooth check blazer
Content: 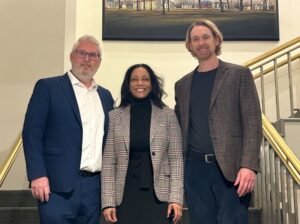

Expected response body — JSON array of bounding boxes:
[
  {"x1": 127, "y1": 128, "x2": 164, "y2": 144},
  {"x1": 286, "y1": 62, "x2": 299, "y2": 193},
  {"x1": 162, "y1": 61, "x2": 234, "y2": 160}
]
[{"x1": 101, "y1": 104, "x2": 184, "y2": 209}]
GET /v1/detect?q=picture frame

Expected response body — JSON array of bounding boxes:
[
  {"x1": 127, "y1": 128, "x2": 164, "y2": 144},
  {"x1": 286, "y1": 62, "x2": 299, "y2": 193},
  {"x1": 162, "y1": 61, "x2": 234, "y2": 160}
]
[{"x1": 102, "y1": 0, "x2": 279, "y2": 41}]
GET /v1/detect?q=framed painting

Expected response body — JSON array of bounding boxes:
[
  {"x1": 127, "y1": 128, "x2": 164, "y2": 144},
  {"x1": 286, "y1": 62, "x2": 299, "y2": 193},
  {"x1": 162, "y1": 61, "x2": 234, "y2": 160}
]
[{"x1": 102, "y1": 0, "x2": 279, "y2": 41}]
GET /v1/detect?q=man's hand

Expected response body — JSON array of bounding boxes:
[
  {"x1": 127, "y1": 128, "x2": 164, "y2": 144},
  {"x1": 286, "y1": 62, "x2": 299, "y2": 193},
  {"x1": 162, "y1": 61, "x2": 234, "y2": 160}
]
[
  {"x1": 103, "y1": 207, "x2": 117, "y2": 223},
  {"x1": 31, "y1": 176, "x2": 51, "y2": 202},
  {"x1": 234, "y1": 168, "x2": 256, "y2": 197},
  {"x1": 167, "y1": 202, "x2": 183, "y2": 223}
]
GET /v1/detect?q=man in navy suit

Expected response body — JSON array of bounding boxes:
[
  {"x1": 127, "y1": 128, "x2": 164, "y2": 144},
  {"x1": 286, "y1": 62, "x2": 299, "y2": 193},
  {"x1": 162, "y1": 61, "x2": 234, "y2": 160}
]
[{"x1": 22, "y1": 35, "x2": 114, "y2": 224}]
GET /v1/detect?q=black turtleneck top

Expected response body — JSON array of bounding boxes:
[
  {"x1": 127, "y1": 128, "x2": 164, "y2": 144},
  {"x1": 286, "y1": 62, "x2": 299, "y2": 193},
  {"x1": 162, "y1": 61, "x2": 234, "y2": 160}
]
[{"x1": 129, "y1": 97, "x2": 152, "y2": 153}]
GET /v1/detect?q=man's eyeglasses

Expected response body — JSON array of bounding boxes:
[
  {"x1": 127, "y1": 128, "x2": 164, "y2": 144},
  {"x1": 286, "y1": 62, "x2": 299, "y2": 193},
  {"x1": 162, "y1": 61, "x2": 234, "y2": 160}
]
[{"x1": 74, "y1": 50, "x2": 100, "y2": 61}]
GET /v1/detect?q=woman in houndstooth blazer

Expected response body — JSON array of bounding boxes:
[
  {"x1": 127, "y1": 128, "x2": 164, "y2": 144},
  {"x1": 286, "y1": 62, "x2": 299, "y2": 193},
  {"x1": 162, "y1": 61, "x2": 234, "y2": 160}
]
[{"x1": 101, "y1": 64, "x2": 184, "y2": 224}]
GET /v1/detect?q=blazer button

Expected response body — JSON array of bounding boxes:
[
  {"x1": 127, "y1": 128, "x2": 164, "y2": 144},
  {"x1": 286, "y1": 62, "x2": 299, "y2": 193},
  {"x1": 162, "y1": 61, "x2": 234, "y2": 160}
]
[{"x1": 152, "y1": 152, "x2": 155, "y2": 156}]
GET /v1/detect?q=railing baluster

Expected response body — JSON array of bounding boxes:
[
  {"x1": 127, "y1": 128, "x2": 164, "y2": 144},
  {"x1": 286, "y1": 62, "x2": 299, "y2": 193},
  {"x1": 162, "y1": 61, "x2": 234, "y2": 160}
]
[
  {"x1": 270, "y1": 149, "x2": 277, "y2": 223},
  {"x1": 287, "y1": 52, "x2": 295, "y2": 117},
  {"x1": 293, "y1": 184, "x2": 299, "y2": 224},
  {"x1": 261, "y1": 139, "x2": 268, "y2": 224},
  {"x1": 266, "y1": 139, "x2": 272, "y2": 222},
  {"x1": 281, "y1": 166, "x2": 288, "y2": 224},
  {"x1": 287, "y1": 174, "x2": 295, "y2": 224},
  {"x1": 260, "y1": 65, "x2": 266, "y2": 114},
  {"x1": 275, "y1": 157, "x2": 282, "y2": 224},
  {"x1": 273, "y1": 58, "x2": 280, "y2": 121},
  {"x1": 257, "y1": 172, "x2": 263, "y2": 209}
]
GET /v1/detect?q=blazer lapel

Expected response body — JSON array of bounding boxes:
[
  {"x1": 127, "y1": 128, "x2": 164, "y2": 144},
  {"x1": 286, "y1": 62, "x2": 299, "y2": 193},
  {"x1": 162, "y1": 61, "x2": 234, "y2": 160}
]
[
  {"x1": 120, "y1": 106, "x2": 130, "y2": 153},
  {"x1": 97, "y1": 87, "x2": 111, "y2": 135},
  {"x1": 60, "y1": 74, "x2": 82, "y2": 126},
  {"x1": 150, "y1": 105, "x2": 163, "y2": 144},
  {"x1": 209, "y1": 60, "x2": 229, "y2": 112},
  {"x1": 181, "y1": 72, "x2": 194, "y2": 132}
]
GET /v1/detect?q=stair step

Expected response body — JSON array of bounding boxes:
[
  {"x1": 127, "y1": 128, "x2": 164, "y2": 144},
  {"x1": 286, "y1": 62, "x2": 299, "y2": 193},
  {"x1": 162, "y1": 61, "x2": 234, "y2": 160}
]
[
  {"x1": 248, "y1": 207, "x2": 262, "y2": 224},
  {"x1": 175, "y1": 208, "x2": 261, "y2": 224},
  {"x1": 0, "y1": 207, "x2": 39, "y2": 224},
  {"x1": 0, "y1": 190, "x2": 36, "y2": 207}
]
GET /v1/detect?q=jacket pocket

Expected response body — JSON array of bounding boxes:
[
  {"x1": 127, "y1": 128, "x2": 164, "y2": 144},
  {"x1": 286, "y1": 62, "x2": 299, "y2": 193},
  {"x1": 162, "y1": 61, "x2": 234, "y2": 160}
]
[{"x1": 162, "y1": 162, "x2": 170, "y2": 176}]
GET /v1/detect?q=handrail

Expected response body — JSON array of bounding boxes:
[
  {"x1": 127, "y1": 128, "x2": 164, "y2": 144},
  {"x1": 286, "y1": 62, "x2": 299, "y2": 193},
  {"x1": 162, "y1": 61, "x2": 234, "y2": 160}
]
[
  {"x1": 244, "y1": 36, "x2": 300, "y2": 67},
  {"x1": 252, "y1": 53, "x2": 300, "y2": 79},
  {"x1": 0, "y1": 135, "x2": 23, "y2": 187},
  {"x1": 262, "y1": 114, "x2": 300, "y2": 185}
]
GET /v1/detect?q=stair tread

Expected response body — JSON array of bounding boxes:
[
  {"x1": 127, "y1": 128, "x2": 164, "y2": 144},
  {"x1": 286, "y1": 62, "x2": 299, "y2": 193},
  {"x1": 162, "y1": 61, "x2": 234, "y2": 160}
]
[
  {"x1": 0, "y1": 190, "x2": 36, "y2": 207},
  {"x1": 0, "y1": 207, "x2": 37, "y2": 209}
]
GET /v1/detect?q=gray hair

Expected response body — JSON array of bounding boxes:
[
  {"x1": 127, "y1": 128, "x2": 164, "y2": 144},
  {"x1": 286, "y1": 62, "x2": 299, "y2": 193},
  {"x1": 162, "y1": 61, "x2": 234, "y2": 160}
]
[{"x1": 71, "y1": 35, "x2": 102, "y2": 59}]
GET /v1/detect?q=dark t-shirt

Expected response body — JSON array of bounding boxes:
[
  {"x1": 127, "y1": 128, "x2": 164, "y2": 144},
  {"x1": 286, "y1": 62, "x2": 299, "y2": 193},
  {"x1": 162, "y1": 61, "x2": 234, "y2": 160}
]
[{"x1": 188, "y1": 68, "x2": 217, "y2": 154}]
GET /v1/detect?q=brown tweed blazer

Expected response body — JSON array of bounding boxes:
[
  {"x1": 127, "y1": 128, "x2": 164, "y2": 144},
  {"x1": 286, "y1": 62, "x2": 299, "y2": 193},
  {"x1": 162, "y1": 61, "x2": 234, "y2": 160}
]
[
  {"x1": 175, "y1": 60, "x2": 262, "y2": 182},
  {"x1": 101, "y1": 104, "x2": 184, "y2": 209}
]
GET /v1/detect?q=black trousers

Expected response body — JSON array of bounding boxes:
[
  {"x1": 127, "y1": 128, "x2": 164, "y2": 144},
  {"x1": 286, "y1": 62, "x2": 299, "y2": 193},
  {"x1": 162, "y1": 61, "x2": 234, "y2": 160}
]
[{"x1": 184, "y1": 151, "x2": 251, "y2": 224}]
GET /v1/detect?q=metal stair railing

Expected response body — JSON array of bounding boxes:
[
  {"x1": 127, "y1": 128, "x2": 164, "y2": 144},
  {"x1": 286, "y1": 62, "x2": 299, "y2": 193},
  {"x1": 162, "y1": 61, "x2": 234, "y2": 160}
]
[
  {"x1": 0, "y1": 135, "x2": 23, "y2": 188},
  {"x1": 256, "y1": 114, "x2": 300, "y2": 224},
  {"x1": 245, "y1": 36, "x2": 300, "y2": 120},
  {"x1": 244, "y1": 36, "x2": 300, "y2": 224}
]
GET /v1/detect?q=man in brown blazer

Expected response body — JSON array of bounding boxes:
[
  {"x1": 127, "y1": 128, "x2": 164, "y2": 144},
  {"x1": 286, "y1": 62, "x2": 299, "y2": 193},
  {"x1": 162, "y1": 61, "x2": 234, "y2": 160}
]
[{"x1": 174, "y1": 19, "x2": 262, "y2": 224}]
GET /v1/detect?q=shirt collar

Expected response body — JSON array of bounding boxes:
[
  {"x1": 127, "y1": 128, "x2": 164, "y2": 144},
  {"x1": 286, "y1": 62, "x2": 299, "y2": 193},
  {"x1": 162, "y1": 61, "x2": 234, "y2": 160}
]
[{"x1": 68, "y1": 71, "x2": 98, "y2": 90}]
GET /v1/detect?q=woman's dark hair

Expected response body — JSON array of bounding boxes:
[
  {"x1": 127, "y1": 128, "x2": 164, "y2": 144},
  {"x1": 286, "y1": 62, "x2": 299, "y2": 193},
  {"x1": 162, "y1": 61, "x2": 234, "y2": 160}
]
[{"x1": 118, "y1": 63, "x2": 166, "y2": 108}]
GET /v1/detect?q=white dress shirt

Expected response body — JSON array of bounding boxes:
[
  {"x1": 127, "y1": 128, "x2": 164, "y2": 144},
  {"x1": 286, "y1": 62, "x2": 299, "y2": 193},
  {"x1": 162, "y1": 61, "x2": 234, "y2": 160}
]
[{"x1": 68, "y1": 71, "x2": 105, "y2": 172}]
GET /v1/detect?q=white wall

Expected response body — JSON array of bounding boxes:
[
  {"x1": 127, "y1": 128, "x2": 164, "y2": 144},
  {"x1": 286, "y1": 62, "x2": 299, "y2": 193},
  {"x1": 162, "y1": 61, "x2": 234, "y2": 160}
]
[
  {"x1": 0, "y1": 0, "x2": 67, "y2": 189},
  {"x1": 0, "y1": 0, "x2": 299, "y2": 189}
]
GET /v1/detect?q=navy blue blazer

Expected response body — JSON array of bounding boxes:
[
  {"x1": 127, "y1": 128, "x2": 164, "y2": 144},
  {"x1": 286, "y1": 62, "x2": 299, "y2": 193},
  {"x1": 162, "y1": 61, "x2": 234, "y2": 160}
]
[{"x1": 22, "y1": 73, "x2": 114, "y2": 192}]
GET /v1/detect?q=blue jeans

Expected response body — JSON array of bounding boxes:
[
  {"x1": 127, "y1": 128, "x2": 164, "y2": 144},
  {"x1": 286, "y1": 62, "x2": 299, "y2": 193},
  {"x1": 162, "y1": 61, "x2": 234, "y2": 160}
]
[{"x1": 184, "y1": 155, "x2": 250, "y2": 224}]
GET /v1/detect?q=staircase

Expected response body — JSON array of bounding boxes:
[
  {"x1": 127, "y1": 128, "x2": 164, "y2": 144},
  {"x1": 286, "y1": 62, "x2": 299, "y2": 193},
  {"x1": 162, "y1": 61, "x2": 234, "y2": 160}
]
[{"x1": 0, "y1": 190, "x2": 261, "y2": 224}]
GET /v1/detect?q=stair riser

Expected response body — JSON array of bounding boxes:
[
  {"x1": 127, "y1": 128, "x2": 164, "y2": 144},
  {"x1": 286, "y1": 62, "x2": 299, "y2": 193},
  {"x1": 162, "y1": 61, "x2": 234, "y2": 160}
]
[{"x1": 0, "y1": 208, "x2": 39, "y2": 224}]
